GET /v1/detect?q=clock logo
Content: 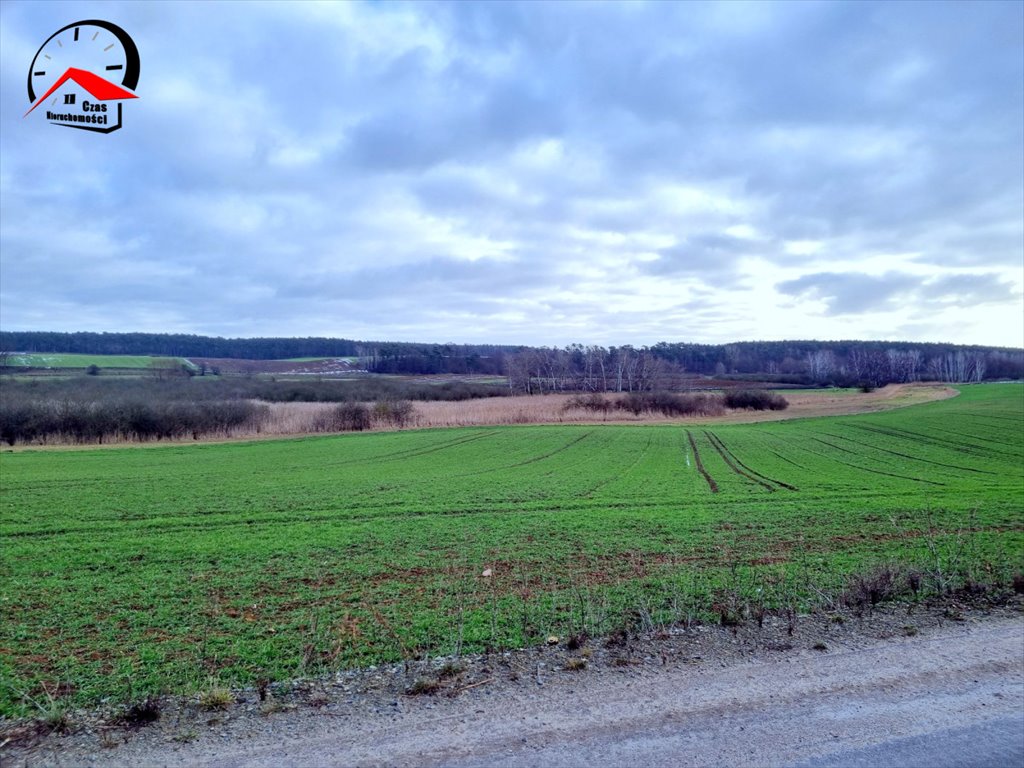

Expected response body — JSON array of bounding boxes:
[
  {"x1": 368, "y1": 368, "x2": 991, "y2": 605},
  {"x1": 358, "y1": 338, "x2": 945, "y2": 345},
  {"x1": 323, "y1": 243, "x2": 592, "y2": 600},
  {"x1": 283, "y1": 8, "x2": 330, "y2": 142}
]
[{"x1": 24, "y1": 20, "x2": 140, "y2": 134}]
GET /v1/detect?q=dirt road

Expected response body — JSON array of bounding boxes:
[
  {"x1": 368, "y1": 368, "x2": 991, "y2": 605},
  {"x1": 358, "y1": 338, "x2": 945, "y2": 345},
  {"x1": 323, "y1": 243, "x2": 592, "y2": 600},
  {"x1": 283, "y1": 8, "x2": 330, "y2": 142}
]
[{"x1": 15, "y1": 613, "x2": 1021, "y2": 768}]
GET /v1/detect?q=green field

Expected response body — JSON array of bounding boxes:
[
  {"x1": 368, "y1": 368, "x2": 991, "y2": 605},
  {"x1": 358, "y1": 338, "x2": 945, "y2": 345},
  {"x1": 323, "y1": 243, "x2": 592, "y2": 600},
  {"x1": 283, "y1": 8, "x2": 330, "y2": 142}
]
[
  {"x1": 3, "y1": 353, "x2": 193, "y2": 370},
  {"x1": 1, "y1": 385, "x2": 1022, "y2": 716}
]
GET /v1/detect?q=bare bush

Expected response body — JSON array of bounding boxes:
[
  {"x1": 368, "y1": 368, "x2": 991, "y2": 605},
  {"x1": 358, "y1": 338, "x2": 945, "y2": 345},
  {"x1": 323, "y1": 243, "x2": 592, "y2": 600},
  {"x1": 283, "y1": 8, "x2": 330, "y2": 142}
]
[
  {"x1": 312, "y1": 403, "x2": 372, "y2": 432},
  {"x1": 563, "y1": 393, "x2": 614, "y2": 418},
  {"x1": 1014, "y1": 573, "x2": 1024, "y2": 595},
  {"x1": 373, "y1": 400, "x2": 414, "y2": 427},
  {"x1": 724, "y1": 390, "x2": 789, "y2": 411},
  {"x1": 842, "y1": 564, "x2": 906, "y2": 613},
  {"x1": 616, "y1": 392, "x2": 726, "y2": 417}
]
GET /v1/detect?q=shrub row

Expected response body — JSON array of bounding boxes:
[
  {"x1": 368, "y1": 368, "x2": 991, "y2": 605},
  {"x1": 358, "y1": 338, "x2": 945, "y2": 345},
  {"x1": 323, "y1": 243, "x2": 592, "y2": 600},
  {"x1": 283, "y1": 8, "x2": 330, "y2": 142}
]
[
  {"x1": 0, "y1": 376, "x2": 507, "y2": 405},
  {"x1": 616, "y1": 392, "x2": 727, "y2": 417},
  {"x1": 723, "y1": 390, "x2": 789, "y2": 411},
  {"x1": 309, "y1": 400, "x2": 416, "y2": 433},
  {"x1": 0, "y1": 399, "x2": 268, "y2": 445},
  {"x1": 0, "y1": 397, "x2": 420, "y2": 445},
  {"x1": 310, "y1": 403, "x2": 374, "y2": 433},
  {"x1": 564, "y1": 390, "x2": 787, "y2": 417},
  {"x1": 373, "y1": 399, "x2": 415, "y2": 427}
]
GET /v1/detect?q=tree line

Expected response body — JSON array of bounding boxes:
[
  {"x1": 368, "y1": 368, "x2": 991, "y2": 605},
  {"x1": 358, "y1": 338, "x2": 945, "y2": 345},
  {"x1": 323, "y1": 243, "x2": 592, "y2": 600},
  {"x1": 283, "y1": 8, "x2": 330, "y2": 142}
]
[
  {"x1": 646, "y1": 340, "x2": 1022, "y2": 381},
  {"x1": 1, "y1": 331, "x2": 1020, "y2": 383},
  {"x1": 503, "y1": 343, "x2": 1020, "y2": 392},
  {"x1": 0, "y1": 331, "x2": 364, "y2": 359},
  {"x1": 0, "y1": 331, "x2": 516, "y2": 376}
]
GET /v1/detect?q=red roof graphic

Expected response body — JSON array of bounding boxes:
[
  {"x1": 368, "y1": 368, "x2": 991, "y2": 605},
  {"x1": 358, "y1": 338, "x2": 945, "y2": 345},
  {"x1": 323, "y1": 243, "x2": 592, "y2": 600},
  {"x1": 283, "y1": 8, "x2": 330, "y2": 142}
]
[{"x1": 24, "y1": 67, "x2": 138, "y2": 117}]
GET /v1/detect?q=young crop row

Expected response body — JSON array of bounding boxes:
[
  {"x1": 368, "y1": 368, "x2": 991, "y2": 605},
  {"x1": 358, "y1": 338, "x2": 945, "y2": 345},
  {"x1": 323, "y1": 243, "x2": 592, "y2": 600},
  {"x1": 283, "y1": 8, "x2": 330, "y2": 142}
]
[{"x1": 0, "y1": 385, "x2": 1021, "y2": 717}]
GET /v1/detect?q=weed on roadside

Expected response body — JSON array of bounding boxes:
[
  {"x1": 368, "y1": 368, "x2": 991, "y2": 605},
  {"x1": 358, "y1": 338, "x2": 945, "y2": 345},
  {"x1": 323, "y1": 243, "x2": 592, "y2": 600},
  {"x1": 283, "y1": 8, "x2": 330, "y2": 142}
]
[
  {"x1": 117, "y1": 696, "x2": 161, "y2": 728},
  {"x1": 405, "y1": 678, "x2": 441, "y2": 696},
  {"x1": 197, "y1": 681, "x2": 234, "y2": 711},
  {"x1": 437, "y1": 661, "x2": 466, "y2": 679},
  {"x1": 259, "y1": 697, "x2": 294, "y2": 716}
]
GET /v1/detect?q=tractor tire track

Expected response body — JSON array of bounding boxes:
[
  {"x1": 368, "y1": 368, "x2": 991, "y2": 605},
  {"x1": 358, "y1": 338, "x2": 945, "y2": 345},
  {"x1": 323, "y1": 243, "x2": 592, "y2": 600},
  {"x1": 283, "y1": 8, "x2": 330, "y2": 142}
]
[
  {"x1": 763, "y1": 445, "x2": 809, "y2": 471},
  {"x1": 703, "y1": 431, "x2": 775, "y2": 492},
  {"x1": 325, "y1": 430, "x2": 501, "y2": 468},
  {"x1": 820, "y1": 432, "x2": 996, "y2": 475},
  {"x1": 685, "y1": 430, "x2": 718, "y2": 493},
  {"x1": 810, "y1": 437, "x2": 946, "y2": 486},
  {"x1": 582, "y1": 433, "x2": 653, "y2": 498},
  {"x1": 852, "y1": 424, "x2": 1018, "y2": 460},
  {"x1": 707, "y1": 432, "x2": 799, "y2": 490},
  {"x1": 457, "y1": 431, "x2": 596, "y2": 476}
]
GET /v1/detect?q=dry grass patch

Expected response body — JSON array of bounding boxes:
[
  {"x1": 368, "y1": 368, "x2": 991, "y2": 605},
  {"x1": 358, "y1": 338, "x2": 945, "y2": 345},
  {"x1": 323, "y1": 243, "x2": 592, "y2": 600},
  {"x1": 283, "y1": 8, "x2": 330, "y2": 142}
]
[
  {"x1": 197, "y1": 682, "x2": 234, "y2": 711},
  {"x1": 405, "y1": 678, "x2": 441, "y2": 696}
]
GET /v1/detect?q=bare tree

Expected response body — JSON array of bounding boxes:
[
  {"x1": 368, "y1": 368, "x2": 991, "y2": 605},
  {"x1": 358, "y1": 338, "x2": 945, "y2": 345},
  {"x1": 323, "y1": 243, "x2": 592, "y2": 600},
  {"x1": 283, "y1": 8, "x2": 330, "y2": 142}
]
[
  {"x1": 805, "y1": 350, "x2": 834, "y2": 383},
  {"x1": 886, "y1": 349, "x2": 921, "y2": 383},
  {"x1": 925, "y1": 350, "x2": 984, "y2": 383},
  {"x1": 149, "y1": 357, "x2": 183, "y2": 380},
  {"x1": 970, "y1": 352, "x2": 986, "y2": 382}
]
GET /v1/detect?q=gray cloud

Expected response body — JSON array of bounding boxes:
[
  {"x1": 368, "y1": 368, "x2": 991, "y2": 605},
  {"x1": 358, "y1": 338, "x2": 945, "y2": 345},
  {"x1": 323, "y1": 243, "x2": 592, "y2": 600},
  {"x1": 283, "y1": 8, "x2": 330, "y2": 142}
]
[
  {"x1": 643, "y1": 235, "x2": 752, "y2": 279},
  {"x1": 921, "y1": 274, "x2": 1022, "y2": 306},
  {"x1": 777, "y1": 271, "x2": 1021, "y2": 317},
  {"x1": 0, "y1": 0, "x2": 1021, "y2": 346},
  {"x1": 777, "y1": 272, "x2": 923, "y2": 315}
]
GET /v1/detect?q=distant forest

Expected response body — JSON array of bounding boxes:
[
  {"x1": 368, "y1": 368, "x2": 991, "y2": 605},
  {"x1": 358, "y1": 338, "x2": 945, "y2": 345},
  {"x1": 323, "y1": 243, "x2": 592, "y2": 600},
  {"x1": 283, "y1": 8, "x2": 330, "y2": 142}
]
[
  {"x1": 2, "y1": 331, "x2": 1022, "y2": 387},
  {"x1": 0, "y1": 331, "x2": 515, "y2": 376}
]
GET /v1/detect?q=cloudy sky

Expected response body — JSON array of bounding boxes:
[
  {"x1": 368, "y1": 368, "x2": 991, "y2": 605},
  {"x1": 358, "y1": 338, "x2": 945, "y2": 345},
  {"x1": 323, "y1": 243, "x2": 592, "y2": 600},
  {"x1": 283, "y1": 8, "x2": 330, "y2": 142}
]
[{"x1": 1, "y1": 1, "x2": 1021, "y2": 347}]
